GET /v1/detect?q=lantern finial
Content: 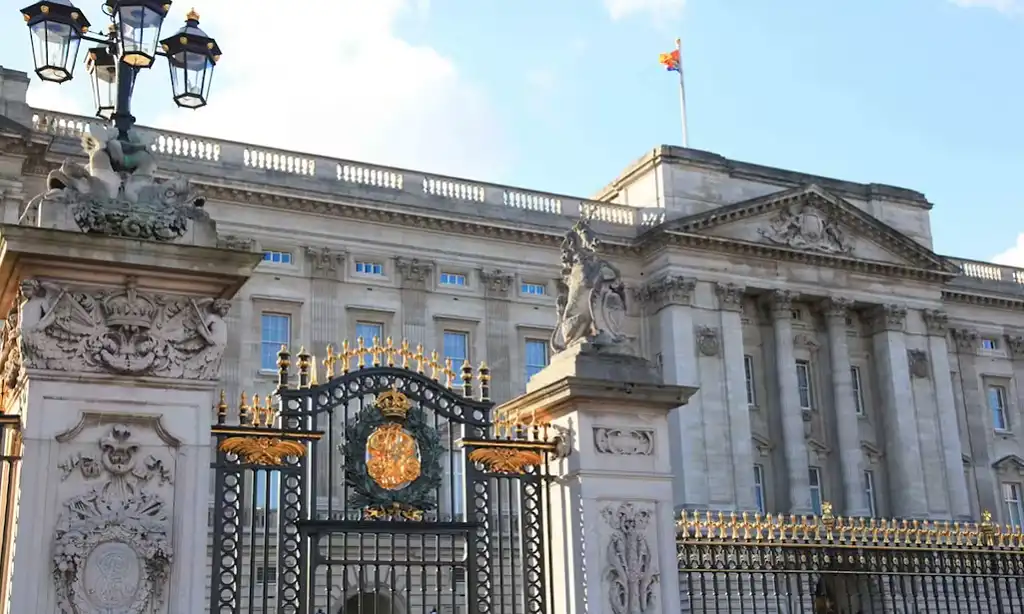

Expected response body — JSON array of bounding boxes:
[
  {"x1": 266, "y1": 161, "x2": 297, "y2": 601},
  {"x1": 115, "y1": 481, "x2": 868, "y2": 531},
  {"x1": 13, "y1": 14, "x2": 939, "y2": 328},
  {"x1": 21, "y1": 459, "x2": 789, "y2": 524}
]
[{"x1": 186, "y1": 8, "x2": 200, "y2": 21}]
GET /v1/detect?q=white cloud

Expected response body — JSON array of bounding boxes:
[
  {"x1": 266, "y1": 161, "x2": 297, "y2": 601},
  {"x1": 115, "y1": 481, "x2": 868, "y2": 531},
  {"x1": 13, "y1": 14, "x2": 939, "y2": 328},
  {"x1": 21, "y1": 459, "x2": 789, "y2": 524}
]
[
  {"x1": 991, "y1": 234, "x2": 1024, "y2": 267},
  {"x1": 144, "y1": 1, "x2": 510, "y2": 181},
  {"x1": 605, "y1": 0, "x2": 686, "y2": 21},
  {"x1": 949, "y1": 0, "x2": 1023, "y2": 14}
]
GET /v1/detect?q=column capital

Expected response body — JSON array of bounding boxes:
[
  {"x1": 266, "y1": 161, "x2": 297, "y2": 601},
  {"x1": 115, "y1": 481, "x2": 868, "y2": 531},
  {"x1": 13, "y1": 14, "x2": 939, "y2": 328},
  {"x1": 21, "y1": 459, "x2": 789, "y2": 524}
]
[
  {"x1": 868, "y1": 304, "x2": 907, "y2": 333},
  {"x1": 1006, "y1": 334, "x2": 1024, "y2": 359},
  {"x1": 762, "y1": 289, "x2": 795, "y2": 318},
  {"x1": 921, "y1": 309, "x2": 949, "y2": 337},
  {"x1": 951, "y1": 328, "x2": 979, "y2": 354},
  {"x1": 479, "y1": 268, "x2": 515, "y2": 299},
  {"x1": 304, "y1": 246, "x2": 346, "y2": 280},
  {"x1": 714, "y1": 282, "x2": 745, "y2": 312},
  {"x1": 638, "y1": 275, "x2": 696, "y2": 313},
  {"x1": 395, "y1": 257, "x2": 433, "y2": 289},
  {"x1": 821, "y1": 296, "x2": 855, "y2": 321}
]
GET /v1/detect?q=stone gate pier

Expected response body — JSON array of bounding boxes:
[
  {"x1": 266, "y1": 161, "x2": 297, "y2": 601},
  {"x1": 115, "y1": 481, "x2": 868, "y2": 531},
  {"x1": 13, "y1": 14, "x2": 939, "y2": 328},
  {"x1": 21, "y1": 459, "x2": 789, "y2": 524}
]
[{"x1": 0, "y1": 209, "x2": 259, "y2": 612}]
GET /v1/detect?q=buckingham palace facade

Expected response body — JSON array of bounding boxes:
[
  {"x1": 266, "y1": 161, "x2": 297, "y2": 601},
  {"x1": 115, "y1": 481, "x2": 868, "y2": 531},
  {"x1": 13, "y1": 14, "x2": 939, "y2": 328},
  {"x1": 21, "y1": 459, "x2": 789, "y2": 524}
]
[{"x1": 2, "y1": 67, "x2": 1023, "y2": 533}]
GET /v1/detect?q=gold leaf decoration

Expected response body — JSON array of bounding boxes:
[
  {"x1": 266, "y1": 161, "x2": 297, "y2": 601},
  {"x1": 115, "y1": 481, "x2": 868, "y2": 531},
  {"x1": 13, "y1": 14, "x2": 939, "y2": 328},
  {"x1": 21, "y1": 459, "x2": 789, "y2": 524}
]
[
  {"x1": 220, "y1": 436, "x2": 306, "y2": 465},
  {"x1": 366, "y1": 423, "x2": 421, "y2": 490},
  {"x1": 468, "y1": 448, "x2": 544, "y2": 474}
]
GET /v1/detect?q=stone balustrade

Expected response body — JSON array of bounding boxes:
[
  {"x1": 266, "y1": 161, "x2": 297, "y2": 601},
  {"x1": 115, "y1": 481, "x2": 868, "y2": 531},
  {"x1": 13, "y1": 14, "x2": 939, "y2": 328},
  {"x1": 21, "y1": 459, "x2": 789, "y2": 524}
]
[
  {"x1": 946, "y1": 256, "x2": 1024, "y2": 286},
  {"x1": 30, "y1": 110, "x2": 665, "y2": 229}
]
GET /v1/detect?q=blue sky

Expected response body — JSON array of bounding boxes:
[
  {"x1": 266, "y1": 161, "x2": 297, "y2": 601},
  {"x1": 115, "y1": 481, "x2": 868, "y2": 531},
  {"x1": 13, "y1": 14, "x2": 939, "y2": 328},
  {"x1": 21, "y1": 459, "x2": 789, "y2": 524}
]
[{"x1": 3, "y1": 0, "x2": 1022, "y2": 264}]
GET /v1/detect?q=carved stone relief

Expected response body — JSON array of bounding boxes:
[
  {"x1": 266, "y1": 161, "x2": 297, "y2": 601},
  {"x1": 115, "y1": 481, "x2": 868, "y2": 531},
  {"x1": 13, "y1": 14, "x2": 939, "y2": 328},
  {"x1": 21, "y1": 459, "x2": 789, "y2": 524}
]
[
  {"x1": 907, "y1": 349, "x2": 930, "y2": 379},
  {"x1": 793, "y1": 333, "x2": 821, "y2": 352},
  {"x1": 594, "y1": 428, "x2": 655, "y2": 456},
  {"x1": 757, "y1": 203, "x2": 852, "y2": 255},
  {"x1": 601, "y1": 502, "x2": 659, "y2": 614},
  {"x1": 821, "y1": 296, "x2": 854, "y2": 321},
  {"x1": 19, "y1": 277, "x2": 230, "y2": 380},
  {"x1": 869, "y1": 304, "x2": 907, "y2": 333},
  {"x1": 217, "y1": 234, "x2": 255, "y2": 251},
  {"x1": 551, "y1": 219, "x2": 628, "y2": 353},
  {"x1": 1007, "y1": 335, "x2": 1024, "y2": 360},
  {"x1": 0, "y1": 306, "x2": 25, "y2": 408},
  {"x1": 695, "y1": 325, "x2": 720, "y2": 357},
  {"x1": 305, "y1": 246, "x2": 346, "y2": 279},
  {"x1": 53, "y1": 424, "x2": 173, "y2": 614}
]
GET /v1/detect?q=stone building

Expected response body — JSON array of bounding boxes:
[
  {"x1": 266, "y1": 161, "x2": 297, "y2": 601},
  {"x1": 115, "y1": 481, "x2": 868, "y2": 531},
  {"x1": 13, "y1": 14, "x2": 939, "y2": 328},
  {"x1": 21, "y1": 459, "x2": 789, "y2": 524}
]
[{"x1": 2, "y1": 65, "x2": 1023, "y2": 534}]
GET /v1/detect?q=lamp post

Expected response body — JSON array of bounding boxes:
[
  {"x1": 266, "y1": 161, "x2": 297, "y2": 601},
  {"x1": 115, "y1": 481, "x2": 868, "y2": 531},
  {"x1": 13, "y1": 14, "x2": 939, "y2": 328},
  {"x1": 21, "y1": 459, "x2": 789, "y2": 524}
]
[{"x1": 19, "y1": 0, "x2": 222, "y2": 145}]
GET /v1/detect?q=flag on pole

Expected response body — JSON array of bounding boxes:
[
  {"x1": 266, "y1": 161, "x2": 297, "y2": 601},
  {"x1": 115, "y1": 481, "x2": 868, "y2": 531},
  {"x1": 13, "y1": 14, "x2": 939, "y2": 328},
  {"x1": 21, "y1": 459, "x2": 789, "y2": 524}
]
[{"x1": 658, "y1": 38, "x2": 689, "y2": 148}]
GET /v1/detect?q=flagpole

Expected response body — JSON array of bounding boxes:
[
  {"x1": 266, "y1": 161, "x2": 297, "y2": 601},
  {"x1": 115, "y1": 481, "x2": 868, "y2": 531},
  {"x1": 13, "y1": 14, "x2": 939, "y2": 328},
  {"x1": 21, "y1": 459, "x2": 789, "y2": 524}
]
[{"x1": 676, "y1": 37, "x2": 689, "y2": 148}]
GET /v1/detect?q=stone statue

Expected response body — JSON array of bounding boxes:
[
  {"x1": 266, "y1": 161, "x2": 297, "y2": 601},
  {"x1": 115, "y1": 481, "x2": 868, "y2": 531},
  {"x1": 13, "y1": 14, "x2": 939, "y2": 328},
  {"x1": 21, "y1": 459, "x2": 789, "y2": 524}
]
[
  {"x1": 19, "y1": 277, "x2": 231, "y2": 380},
  {"x1": 550, "y1": 218, "x2": 628, "y2": 353},
  {"x1": 758, "y1": 204, "x2": 852, "y2": 255},
  {"x1": 19, "y1": 124, "x2": 209, "y2": 241}
]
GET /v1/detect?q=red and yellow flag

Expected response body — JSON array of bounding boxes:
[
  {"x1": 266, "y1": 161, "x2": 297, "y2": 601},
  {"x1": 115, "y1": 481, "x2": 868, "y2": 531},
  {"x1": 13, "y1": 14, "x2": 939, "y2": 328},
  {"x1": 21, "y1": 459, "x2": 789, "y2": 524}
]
[{"x1": 658, "y1": 48, "x2": 680, "y2": 72}]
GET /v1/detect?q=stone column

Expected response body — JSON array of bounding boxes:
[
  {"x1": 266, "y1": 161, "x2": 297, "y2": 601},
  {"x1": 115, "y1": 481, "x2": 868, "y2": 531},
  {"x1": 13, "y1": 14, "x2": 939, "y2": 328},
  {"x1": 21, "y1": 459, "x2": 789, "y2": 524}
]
[
  {"x1": 822, "y1": 297, "x2": 869, "y2": 516},
  {"x1": 395, "y1": 257, "x2": 432, "y2": 349},
  {"x1": 765, "y1": 289, "x2": 813, "y2": 514},
  {"x1": 923, "y1": 310, "x2": 971, "y2": 520},
  {"x1": 480, "y1": 269, "x2": 514, "y2": 403},
  {"x1": 641, "y1": 275, "x2": 704, "y2": 508},
  {"x1": 502, "y1": 343, "x2": 697, "y2": 614},
  {"x1": 717, "y1": 283, "x2": 757, "y2": 511},
  {"x1": 0, "y1": 224, "x2": 259, "y2": 614},
  {"x1": 305, "y1": 246, "x2": 346, "y2": 498},
  {"x1": 216, "y1": 236, "x2": 257, "y2": 420},
  {"x1": 869, "y1": 304, "x2": 928, "y2": 518},
  {"x1": 952, "y1": 327, "x2": 997, "y2": 517}
]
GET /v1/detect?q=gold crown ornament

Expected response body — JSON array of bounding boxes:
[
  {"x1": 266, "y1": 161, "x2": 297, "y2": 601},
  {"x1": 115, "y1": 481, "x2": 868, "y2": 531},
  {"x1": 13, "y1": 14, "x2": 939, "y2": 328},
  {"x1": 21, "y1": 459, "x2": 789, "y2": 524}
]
[{"x1": 376, "y1": 384, "x2": 411, "y2": 421}]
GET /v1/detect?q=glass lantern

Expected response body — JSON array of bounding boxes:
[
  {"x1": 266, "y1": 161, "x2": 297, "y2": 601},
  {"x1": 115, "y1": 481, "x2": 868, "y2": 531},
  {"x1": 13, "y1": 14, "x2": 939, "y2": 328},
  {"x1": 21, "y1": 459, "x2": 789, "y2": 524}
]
[
  {"x1": 21, "y1": 0, "x2": 91, "y2": 83},
  {"x1": 105, "y1": 0, "x2": 170, "y2": 68},
  {"x1": 159, "y1": 9, "x2": 221, "y2": 109},
  {"x1": 85, "y1": 45, "x2": 117, "y2": 119}
]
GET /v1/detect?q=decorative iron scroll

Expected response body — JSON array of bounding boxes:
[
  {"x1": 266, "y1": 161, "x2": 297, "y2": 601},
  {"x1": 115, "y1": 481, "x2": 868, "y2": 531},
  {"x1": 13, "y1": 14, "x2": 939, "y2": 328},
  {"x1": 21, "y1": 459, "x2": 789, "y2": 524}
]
[
  {"x1": 216, "y1": 391, "x2": 307, "y2": 465},
  {"x1": 345, "y1": 384, "x2": 443, "y2": 517},
  {"x1": 465, "y1": 407, "x2": 565, "y2": 474}
]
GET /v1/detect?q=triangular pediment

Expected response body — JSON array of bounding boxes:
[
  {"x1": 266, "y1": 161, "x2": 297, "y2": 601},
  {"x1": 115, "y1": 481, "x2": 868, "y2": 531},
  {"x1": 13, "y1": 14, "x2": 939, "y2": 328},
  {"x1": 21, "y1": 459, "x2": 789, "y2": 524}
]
[
  {"x1": 659, "y1": 185, "x2": 955, "y2": 274},
  {"x1": 993, "y1": 454, "x2": 1024, "y2": 474}
]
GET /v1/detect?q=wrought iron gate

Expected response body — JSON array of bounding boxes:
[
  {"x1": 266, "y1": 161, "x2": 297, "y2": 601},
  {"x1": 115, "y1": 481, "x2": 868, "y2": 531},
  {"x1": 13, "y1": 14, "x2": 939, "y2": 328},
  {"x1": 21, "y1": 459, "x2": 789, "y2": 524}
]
[{"x1": 210, "y1": 340, "x2": 560, "y2": 614}]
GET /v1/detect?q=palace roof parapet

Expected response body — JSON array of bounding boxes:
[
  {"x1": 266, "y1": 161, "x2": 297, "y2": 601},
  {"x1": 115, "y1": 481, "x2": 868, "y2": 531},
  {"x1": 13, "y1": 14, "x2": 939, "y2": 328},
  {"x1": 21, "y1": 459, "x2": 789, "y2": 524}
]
[{"x1": 21, "y1": 109, "x2": 1024, "y2": 302}]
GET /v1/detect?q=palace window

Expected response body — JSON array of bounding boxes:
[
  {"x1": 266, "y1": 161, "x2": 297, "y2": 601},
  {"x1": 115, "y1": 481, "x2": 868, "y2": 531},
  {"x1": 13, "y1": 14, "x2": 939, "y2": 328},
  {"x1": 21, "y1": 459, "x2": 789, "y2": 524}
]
[
  {"x1": 521, "y1": 282, "x2": 546, "y2": 296},
  {"x1": 1005, "y1": 483, "x2": 1024, "y2": 528},
  {"x1": 753, "y1": 464, "x2": 766, "y2": 514},
  {"x1": 743, "y1": 355, "x2": 756, "y2": 407},
  {"x1": 525, "y1": 339, "x2": 549, "y2": 383},
  {"x1": 443, "y1": 331, "x2": 469, "y2": 366},
  {"x1": 262, "y1": 250, "x2": 292, "y2": 265},
  {"x1": 809, "y1": 466, "x2": 823, "y2": 515},
  {"x1": 439, "y1": 272, "x2": 467, "y2": 287},
  {"x1": 864, "y1": 470, "x2": 877, "y2": 517},
  {"x1": 260, "y1": 313, "x2": 290, "y2": 371},
  {"x1": 989, "y1": 384, "x2": 1009, "y2": 431},
  {"x1": 982, "y1": 337, "x2": 999, "y2": 351},
  {"x1": 796, "y1": 360, "x2": 814, "y2": 410},
  {"x1": 356, "y1": 321, "x2": 383, "y2": 345},
  {"x1": 354, "y1": 260, "x2": 384, "y2": 276},
  {"x1": 851, "y1": 366, "x2": 865, "y2": 416},
  {"x1": 256, "y1": 566, "x2": 277, "y2": 585}
]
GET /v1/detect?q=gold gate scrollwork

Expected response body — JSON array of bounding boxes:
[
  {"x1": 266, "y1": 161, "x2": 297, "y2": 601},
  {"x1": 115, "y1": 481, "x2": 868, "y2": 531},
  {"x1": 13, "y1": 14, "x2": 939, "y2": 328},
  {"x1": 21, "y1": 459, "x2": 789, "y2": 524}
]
[{"x1": 216, "y1": 390, "x2": 308, "y2": 465}]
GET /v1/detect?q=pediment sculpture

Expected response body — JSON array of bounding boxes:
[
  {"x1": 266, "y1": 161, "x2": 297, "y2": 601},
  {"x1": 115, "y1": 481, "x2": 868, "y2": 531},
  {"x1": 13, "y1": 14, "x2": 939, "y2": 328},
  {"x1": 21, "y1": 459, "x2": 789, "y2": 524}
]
[
  {"x1": 53, "y1": 424, "x2": 173, "y2": 614},
  {"x1": 758, "y1": 204, "x2": 853, "y2": 255},
  {"x1": 19, "y1": 125, "x2": 208, "y2": 241},
  {"x1": 551, "y1": 218, "x2": 628, "y2": 353},
  {"x1": 19, "y1": 276, "x2": 230, "y2": 380}
]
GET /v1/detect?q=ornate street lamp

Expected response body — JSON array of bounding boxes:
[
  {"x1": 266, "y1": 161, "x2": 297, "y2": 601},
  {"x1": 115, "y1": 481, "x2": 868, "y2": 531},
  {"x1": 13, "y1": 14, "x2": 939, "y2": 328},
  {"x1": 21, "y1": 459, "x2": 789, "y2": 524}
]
[
  {"x1": 19, "y1": 1, "x2": 222, "y2": 141},
  {"x1": 21, "y1": 0, "x2": 91, "y2": 84}
]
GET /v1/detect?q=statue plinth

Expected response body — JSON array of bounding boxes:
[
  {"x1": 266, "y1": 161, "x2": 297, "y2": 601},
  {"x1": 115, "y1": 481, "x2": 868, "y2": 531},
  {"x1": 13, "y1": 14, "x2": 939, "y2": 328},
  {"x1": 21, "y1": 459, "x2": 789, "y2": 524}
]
[{"x1": 527, "y1": 340, "x2": 662, "y2": 392}]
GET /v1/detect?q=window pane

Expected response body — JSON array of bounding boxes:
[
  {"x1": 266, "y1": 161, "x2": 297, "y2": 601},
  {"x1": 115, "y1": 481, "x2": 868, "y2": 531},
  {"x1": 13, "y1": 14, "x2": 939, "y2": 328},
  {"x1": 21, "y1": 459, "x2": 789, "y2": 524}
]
[
  {"x1": 796, "y1": 361, "x2": 812, "y2": 408},
  {"x1": 525, "y1": 339, "x2": 549, "y2": 382},
  {"x1": 753, "y1": 465, "x2": 765, "y2": 513},
  {"x1": 989, "y1": 386, "x2": 1008, "y2": 430},
  {"x1": 260, "y1": 314, "x2": 290, "y2": 371},
  {"x1": 356, "y1": 322, "x2": 383, "y2": 344},
  {"x1": 443, "y1": 331, "x2": 468, "y2": 364},
  {"x1": 744, "y1": 356, "x2": 756, "y2": 406}
]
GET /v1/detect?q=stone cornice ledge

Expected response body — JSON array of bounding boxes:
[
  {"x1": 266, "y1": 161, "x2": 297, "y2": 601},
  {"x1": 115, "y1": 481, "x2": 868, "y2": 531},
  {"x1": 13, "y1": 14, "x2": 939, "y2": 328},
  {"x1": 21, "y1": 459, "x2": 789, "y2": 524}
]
[{"x1": 495, "y1": 376, "x2": 698, "y2": 423}]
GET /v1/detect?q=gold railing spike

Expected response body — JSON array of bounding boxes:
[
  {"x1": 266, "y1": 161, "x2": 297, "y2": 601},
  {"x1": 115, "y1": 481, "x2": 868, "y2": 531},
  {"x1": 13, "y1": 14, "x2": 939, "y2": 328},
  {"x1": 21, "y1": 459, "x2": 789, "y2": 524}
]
[
  {"x1": 385, "y1": 337, "x2": 396, "y2": 367},
  {"x1": 356, "y1": 337, "x2": 366, "y2": 369},
  {"x1": 238, "y1": 390, "x2": 250, "y2": 425},
  {"x1": 415, "y1": 344, "x2": 425, "y2": 373},
  {"x1": 401, "y1": 339, "x2": 410, "y2": 369},
  {"x1": 310, "y1": 355, "x2": 319, "y2": 386},
  {"x1": 371, "y1": 336, "x2": 381, "y2": 367},
  {"x1": 215, "y1": 389, "x2": 228, "y2": 424},
  {"x1": 324, "y1": 345, "x2": 336, "y2": 379},
  {"x1": 444, "y1": 357, "x2": 454, "y2": 388},
  {"x1": 430, "y1": 350, "x2": 439, "y2": 380},
  {"x1": 341, "y1": 340, "x2": 351, "y2": 374}
]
